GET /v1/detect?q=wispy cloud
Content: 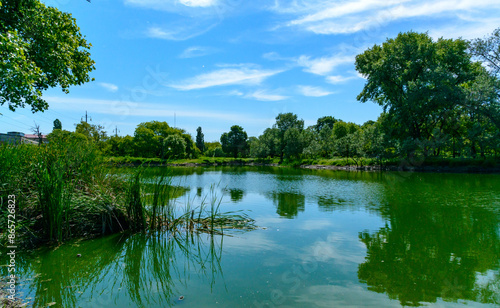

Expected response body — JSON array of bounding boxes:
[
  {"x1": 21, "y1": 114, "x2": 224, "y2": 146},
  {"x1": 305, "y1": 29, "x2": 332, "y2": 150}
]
[
  {"x1": 179, "y1": 46, "x2": 217, "y2": 58},
  {"x1": 146, "y1": 23, "x2": 217, "y2": 41},
  {"x1": 246, "y1": 89, "x2": 288, "y2": 101},
  {"x1": 43, "y1": 96, "x2": 271, "y2": 125},
  {"x1": 326, "y1": 75, "x2": 358, "y2": 84},
  {"x1": 99, "y1": 82, "x2": 119, "y2": 92},
  {"x1": 297, "y1": 85, "x2": 333, "y2": 97},
  {"x1": 271, "y1": 0, "x2": 500, "y2": 36},
  {"x1": 170, "y1": 65, "x2": 284, "y2": 90},
  {"x1": 124, "y1": 0, "x2": 217, "y2": 11},
  {"x1": 297, "y1": 55, "x2": 354, "y2": 76},
  {"x1": 179, "y1": 0, "x2": 217, "y2": 8},
  {"x1": 126, "y1": 0, "x2": 223, "y2": 41}
]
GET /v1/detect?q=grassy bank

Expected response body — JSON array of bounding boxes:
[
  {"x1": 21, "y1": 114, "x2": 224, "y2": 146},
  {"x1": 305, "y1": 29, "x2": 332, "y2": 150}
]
[{"x1": 0, "y1": 138, "x2": 254, "y2": 248}]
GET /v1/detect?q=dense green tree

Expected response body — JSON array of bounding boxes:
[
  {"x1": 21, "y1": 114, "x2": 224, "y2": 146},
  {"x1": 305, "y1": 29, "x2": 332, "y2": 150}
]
[
  {"x1": 220, "y1": 125, "x2": 248, "y2": 158},
  {"x1": 195, "y1": 126, "x2": 205, "y2": 152},
  {"x1": 313, "y1": 116, "x2": 338, "y2": 133},
  {"x1": 75, "y1": 121, "x2": 107, "y2": 144},
  {"x1": 135, "y1": 121, "x2": 172, "y2": 138},
  {"x1": 250, "y1": 128, "x2": 280, "y2": 158},
  {"x1": 132, "y1": 121, "x2": 196, "y2": 158},
  {"x1": 133, "y1": 126, "x2": 158, "y2": 158},
  {"x1": 120, "y1": 136, "x2": 135, "y2": 157},
  {"x1": 204, "y1": 141, "x2": 225, "y2": 157},
  {"x1": 104, "y1": 135, "x2": 135, "y2": 157},
  {"x1": 360, "y1": 119, "x2": 386, "y2": 161},
  {"x1": 283, "y1": 127, "x2": 304, "y2": 159},
  {"x1": 0, "y1": 0, "x2": 95, "y2": 112},
  {"x1": 301, "y1": 127, "x2": 321, "y2": 158},
  {"x1": 53, "y1": 119, "x2": 62, "y2": 130},
  {"x1": 274, "y1": 113, "x2": 304, "y2": 161},
  {"x1": 355, "y1": 31, "x2": 478, "y2": 156},
  {"x1": 317, "y1": 126, "x2": 334, "y2": 157},
  {"x1": 164, "y1": 134, "x2": 187, "y2": 159},
  {"x1": 261, "y1": 128, "x2": 280, "y2": 157}
]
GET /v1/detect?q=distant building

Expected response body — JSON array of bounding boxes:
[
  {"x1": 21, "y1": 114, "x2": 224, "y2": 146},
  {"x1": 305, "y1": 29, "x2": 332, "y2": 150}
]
[{"x1": 0, "y1": 132, "x2": 48, "y2": 145}]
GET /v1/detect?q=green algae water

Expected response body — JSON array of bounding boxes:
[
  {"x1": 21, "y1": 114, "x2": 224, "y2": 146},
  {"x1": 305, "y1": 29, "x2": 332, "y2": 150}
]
[{"x1": 8, "y1": 167, "x2": 500, "y2": 307}]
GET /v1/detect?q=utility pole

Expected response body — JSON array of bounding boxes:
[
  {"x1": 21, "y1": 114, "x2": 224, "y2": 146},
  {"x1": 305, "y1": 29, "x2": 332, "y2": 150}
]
[
  {"x1": 114, "y1": 126, "x2": 120, "y2": 137},
  {"x1": 81, "y1": 111, "x2": 92, "y2": 123}
]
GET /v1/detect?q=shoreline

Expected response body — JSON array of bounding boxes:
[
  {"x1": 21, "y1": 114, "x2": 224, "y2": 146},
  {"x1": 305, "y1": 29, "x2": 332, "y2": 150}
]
[{"x1": 110, "y1": 161, "x2": 500, "y2": 173}]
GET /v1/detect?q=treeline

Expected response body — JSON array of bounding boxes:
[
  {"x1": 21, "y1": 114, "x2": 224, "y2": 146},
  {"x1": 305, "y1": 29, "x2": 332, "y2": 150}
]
[
  {"x1": 64, "y1": 106, "x2": 499, "y2": 165},
  {"x1": 52, "y1": 120, "x2": 200, "y2": 159}
]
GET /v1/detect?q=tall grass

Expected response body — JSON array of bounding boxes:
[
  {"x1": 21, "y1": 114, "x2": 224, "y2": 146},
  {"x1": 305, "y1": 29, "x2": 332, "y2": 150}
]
[
  {"x1": 0, "y1": 133, "x2": 124, "y2": 245},
  {"x1": 35, "y1": 149, "x2": 72, "y2": 242},
  {"x1": 124, "y1": 167, "x2": 255, "y2": 234}
]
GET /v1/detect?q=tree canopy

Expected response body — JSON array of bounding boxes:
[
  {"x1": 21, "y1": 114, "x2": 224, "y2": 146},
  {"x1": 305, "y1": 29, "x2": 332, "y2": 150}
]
[
  {"x1": 53, "y1": 118, "x2": 62, "y2": 130},
  {"x1": 355, "y1": 31, "x2": 478, "y2": 145},
  {"x1": 196, "y1": 126, "x2": 205, "y2": 152},
  {"x1": 220, "y1": 125, "x2": 248, "y2": 158},
  {"x1": 274, "y1": 113, "x2": 304, "y2": 161},
  {"x1": 0, "y1": 0, "x2": 95, "y2": 112}
]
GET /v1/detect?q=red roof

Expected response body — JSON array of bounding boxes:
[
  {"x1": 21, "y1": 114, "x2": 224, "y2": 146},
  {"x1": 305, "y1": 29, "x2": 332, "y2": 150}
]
[{"x1": 24, "y1": 134, "x2": 47, "y2": 139}]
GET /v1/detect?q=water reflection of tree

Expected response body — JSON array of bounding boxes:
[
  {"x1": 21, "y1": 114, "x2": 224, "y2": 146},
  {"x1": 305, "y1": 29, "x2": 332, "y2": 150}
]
[
  {"x1": 358, "y1": 200, "x2": 500, "y2": 306},
  {"x1": 227, "y1": 189, "x2": 244, "y2": 202},
  {"x1": 27, "y1": 232, "x2": 225, "y2": 307},
  {"x1": 268, "y1": 192, "x2": 305, "y2": 218}
]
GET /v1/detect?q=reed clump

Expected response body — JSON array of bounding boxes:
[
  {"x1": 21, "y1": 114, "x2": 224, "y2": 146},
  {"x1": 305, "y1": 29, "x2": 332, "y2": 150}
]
[
  {"x1": 125, "y1": 167, "x2": 255, "y2": 235},
  {"x1": 0, "y1": 132, "x2": 127, "y2": 246}
]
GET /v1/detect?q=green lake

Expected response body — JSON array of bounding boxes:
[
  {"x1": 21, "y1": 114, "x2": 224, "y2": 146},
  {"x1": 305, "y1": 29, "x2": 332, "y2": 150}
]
[{"x1": 10, "y1": 167, "x2": 500, "y2": 307}]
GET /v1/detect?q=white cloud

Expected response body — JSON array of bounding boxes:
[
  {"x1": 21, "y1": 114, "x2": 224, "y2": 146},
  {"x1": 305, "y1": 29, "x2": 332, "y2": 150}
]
[
  {"x1": 227, "y1": 90, "x2": 244, "y2": 96},
  {"x1": 124, "y1": 0, "x2": 217, "y2": 11},
  {"x1": 271, "y1": 0, "x2": 500, "y2": 37},
  {"x1": 170, "y1": 66, "x2": 284, "y2": 90},
  {"x1": 146, "y1": 24, "x2": 217, "y2": 41},
  {"x1": 246, "y1": 89, "x2": 288, "y2": 101},
  {"x1": 298, "y1": 86, "x2": 333, "y2": 97},
  {"x1": 127, "y1": 0, "x2": 222, "y2": 41},
  {"x1": 43, "y1": 96, "x2": 271, "y2": 125},
  {"x1": 179, "y1": 46, "x2": 217, "y2": 58},
  {"x1": 297, "y1": 55, "x2": 354, "y2": 76},
  {"x1": 179, "y1": 0, "x2": 216, "y2": 7},
  {"x1": 287, "y1": 0, "x2": 402, "y2": 26},
  {"x1": 99, "y1": 82, "x2": 119, "y2": 92},
  {"x1": 326, "y1": 75, "x2": 357, "y2": 84},
  {"x1": 428, "y1": 16, "x2": 500, "y2": 39}
]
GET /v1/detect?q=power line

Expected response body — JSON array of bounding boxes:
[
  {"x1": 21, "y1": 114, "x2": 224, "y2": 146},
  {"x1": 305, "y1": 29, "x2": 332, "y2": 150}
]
[
  {"x1": 0, "y1": 117, "x2": 30, "y2": 132},
  {"x1": 0, "y1": 114, "x2": 33, "y2": 130}
]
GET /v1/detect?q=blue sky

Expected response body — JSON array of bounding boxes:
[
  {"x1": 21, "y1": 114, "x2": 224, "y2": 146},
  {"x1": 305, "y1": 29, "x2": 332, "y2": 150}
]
[{"x1": 1, "y1": 0, "x2": 499, "y2": 141}]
